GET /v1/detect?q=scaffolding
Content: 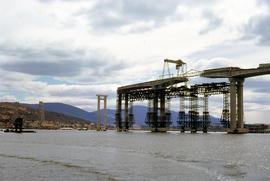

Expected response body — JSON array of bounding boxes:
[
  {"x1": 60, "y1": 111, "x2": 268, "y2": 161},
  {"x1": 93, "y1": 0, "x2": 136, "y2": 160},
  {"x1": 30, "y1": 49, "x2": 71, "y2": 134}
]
[
  {"x1": 128, "y1": 101, "x2": 134, "y2": 128},
  {"x1": 117, "y1": 82, "x2": 230, "y2": 132},
  {"x1": 202, "y1": 95, "x2": 210, "y2": 133},
  {"x1": 221, "y1": 93, "x2": 230, "y2": 128},
  {"x1": 145, "y1": 92, "x2": 172, "y2": 132}
]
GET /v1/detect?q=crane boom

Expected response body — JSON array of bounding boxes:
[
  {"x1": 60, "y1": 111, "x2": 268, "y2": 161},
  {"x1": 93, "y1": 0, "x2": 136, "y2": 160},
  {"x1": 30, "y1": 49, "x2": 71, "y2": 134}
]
[{"x1": 164, "y1": 59, "x2": 186, "y2": 69}]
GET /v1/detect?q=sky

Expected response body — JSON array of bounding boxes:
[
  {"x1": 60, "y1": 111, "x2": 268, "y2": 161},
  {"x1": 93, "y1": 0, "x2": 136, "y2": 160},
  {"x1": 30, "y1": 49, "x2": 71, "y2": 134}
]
[{"x1": 0, "y1": 0, "x2": 270, "y2": 123}]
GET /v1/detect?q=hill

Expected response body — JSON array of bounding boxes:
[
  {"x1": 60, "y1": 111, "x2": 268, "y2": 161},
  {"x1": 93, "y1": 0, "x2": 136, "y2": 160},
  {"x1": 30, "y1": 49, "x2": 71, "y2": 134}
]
[
  {"x1": 25, "y1": 103, "x2": 93, "y2": 121},
  {"x1": 0, "y1": 102, "x2": 92, "y2": 129},
  {"x1": 25, "y1": 103, "x2": 221, "y2": 126}
]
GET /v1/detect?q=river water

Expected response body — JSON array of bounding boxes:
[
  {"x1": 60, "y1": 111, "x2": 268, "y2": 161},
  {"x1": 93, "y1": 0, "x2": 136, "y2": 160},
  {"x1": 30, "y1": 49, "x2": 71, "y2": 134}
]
[{"x1": 0, "y1": 130, "x2": 269, "y2": 181}]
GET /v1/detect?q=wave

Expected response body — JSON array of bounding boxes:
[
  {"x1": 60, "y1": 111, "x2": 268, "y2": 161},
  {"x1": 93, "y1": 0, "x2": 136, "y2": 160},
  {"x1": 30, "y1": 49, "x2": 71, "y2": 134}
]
[{"x1": 0, "y1": 153, "x2": 118, "y2": 181}]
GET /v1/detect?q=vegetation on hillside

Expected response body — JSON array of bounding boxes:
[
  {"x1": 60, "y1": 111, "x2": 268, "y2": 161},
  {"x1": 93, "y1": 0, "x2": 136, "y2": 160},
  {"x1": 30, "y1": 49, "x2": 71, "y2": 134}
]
[{"x1": 0, "y1": 102, "x2": 93, "y2": 129}]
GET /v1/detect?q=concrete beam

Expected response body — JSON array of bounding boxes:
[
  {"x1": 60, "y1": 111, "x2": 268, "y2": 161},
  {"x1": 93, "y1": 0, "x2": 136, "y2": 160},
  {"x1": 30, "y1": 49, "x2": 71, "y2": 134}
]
[
  {"x1": 118, "y1": 76, "x2": 188, "y2": 92},
  {"x1": 201, "y1": 65, "x2": 270, "y2": 79},
  {"x1": 201, "y1": 67, "x2": 240, "y2": 78}
]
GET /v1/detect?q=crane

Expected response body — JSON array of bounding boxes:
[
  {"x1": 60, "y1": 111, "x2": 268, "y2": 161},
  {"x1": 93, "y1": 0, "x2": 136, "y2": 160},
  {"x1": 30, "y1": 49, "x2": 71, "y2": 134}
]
[{"x1": 161, "y1": 58, "x2": 202, "y2": 79}]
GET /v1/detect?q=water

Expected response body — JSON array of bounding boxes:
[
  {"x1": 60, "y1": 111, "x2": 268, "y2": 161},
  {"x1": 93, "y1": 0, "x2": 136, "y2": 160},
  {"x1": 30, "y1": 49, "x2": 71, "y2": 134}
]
[{"x1": 0, "y1": 130, "x2": 269, "y2": 181}]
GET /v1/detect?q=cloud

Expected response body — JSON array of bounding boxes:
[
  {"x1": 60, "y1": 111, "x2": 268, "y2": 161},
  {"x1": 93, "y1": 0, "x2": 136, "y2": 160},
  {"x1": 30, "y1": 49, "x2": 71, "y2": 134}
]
[
  {"x1": 2, "y1": 60, "x2": 81, "y2": 77},
  {"x1": 0, "y1": 41, "x2": 127, "y2": 80},
  {"x1": 245, "y1": 78, "x2": 270, "y2": 93},
  {"x1": 0, "y1": 95, "x2": 18, "y2": 102},
  {"x1": 243, "y1": 0, "x2": 270, "y2": 46},
  {"x1": 80, "y1": 0, "x2": 180, "y2": 32},
  {"x1": 75, "y1": 0, "x2": 216, "y2": 33},
  {"x1": 199, "y1": 11, "x2": 223, "y2": 35},
  {"x1": 244, "y1": 13, "x2": 270, "y2": 46},
  {"x1": 0, "y1": 42, "x2": 83, "y2": 77}
]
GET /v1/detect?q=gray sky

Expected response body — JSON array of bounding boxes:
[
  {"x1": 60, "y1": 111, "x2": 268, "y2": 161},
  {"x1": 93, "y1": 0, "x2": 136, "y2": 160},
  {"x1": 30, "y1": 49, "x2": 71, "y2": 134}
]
[{"x1": 1, "y1": 0, "x2": 270, "y2": 123}]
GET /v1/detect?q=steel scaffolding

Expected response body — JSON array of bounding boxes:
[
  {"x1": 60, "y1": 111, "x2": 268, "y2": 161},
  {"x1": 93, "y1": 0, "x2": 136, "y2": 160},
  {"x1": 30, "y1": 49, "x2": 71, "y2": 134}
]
[{"x1": 117, "y1": 82, "x2": 230, "y2": 132}]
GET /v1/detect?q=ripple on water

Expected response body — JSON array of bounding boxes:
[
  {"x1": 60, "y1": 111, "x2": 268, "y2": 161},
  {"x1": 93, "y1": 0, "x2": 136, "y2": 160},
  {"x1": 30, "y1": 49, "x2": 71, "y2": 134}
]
[
  {"x1": 0, "y1": 153, "x2": 118, "y2": 181},
  {"x1": 223, "y1": 163, "x2": 247, "y2": 178}
]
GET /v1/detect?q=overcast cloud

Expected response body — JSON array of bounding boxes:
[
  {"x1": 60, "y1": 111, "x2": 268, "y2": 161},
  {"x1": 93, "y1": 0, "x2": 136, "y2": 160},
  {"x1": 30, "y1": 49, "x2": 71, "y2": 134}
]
[{"x1": 1, "y1": 0, "x2": 270, "y2": 123}]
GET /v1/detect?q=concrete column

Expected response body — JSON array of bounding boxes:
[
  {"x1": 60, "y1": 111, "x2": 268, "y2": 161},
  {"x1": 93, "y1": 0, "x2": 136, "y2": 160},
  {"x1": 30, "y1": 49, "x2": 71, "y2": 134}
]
[
  {"x1": 229, "y1": 79, "x2": 237, "y2": 131},
  {"x1": 124, "y1": 94, "x2": 129, "y2": 131},
  {"x1": 97, "y1": 96, "x2": 101, "y2": 131},
  {"x1": 104, "y1": 96, "x2": 107, "y2": 131},
  {"x1": 237, "y1": 79, "x2": 245, "y2": 128}
]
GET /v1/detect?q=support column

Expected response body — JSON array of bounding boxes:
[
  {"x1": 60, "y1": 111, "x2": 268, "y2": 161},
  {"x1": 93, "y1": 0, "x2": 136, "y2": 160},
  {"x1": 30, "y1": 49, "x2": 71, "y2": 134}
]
[
  {"x1": 124, "y1": 94, "x2": 129, "y2": 131},
  {"x1": 129, "y1": 102, "x2": 134, "y2": 128},
  {"x1": 229, "y1": 79, "x2": 237, "y2": 132},
  {"x1": 96, "y1": 95, "x2": 108, "y2": 131},
  {"x1": 221, "y1": 93, "x2": 230, "y2": 128},
  {"x1": 202, "y1": 95, "x2": 209, "y2": 133},
  {"x1": 179, "y1": 96, "x2": 185, "y2": 133},
  {"x1": 104, "y1": 96, "x2": 107, "y2": 131},
  {"x1": 153, "y1": 92, "x2": 159, "y2": 131},
  {"x1": 237, "y1": 78, "x2": 244, "y2": 128},
  {"x1": 97, "y1": 96, "x2": 101, "y2": 131},
  {"x1": 116, "y1": 93, "x2": 122, "y2": 132}
]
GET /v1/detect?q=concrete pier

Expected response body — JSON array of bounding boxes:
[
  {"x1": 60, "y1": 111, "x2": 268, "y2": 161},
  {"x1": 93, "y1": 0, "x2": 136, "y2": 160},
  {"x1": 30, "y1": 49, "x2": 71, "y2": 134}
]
[
  {"x1": 237, "y1": 78, "x2": 244, "y2": 129},
  {"x1": 96, "y1": 95, "x2": 108, "y2": 131},
  {"x1": 229, "y1": 79, "x2": 237, "y2": 131}
]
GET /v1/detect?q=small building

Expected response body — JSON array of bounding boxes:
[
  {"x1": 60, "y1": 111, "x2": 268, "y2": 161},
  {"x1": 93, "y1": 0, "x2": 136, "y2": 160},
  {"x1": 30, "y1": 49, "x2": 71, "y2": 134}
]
[{"x1": 245, "y1": 124, "x2": 270, "y2": 133}]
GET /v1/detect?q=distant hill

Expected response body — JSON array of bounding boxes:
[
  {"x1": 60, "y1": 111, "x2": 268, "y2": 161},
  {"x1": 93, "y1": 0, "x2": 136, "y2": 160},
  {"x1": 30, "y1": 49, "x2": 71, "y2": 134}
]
[
  {"x1": 25, "y1": 103, "x2": 93, "y2": 122},
  {"x1": 25, "y1": 103, "x2": 221, "y2": 126},
  {"x1": 0, "y1": 102, "x2": 92, "y2": 129}
]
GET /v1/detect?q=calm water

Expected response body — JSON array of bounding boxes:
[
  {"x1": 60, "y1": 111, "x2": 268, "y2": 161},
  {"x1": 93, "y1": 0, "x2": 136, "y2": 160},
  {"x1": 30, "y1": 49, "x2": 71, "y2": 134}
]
[{"x1": 0, "y1": 130, "x2": 269, "y2": 181}]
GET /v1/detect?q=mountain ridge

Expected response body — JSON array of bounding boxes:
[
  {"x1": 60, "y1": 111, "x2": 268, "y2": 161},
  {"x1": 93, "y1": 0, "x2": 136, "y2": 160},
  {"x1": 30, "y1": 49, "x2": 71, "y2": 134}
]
[{"x1": 25, "y1": 103, "x2": 221, "y2": 126}]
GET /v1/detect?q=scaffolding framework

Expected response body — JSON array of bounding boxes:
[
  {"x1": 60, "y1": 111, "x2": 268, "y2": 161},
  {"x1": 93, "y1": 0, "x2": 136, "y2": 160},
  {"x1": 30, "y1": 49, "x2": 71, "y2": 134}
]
[
  {"x1": 116, "y1": 82, "x2": 230, "y2": 132},
  {"x1": 221, "y1": 93, "x2": 230, "y2": 128}
]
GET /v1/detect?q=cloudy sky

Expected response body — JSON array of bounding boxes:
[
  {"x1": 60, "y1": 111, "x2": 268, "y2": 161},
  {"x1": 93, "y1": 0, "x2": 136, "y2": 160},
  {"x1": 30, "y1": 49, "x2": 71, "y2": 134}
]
[{"x1": 1, "y1": 0, "x2": 270, "y2": 123}]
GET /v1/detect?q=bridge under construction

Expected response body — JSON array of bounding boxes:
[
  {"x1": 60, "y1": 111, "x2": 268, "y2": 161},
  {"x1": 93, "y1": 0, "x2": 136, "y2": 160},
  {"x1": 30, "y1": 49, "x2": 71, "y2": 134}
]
[{"x1": 115, "y1": 59, "x2": 270, "y2": 134}]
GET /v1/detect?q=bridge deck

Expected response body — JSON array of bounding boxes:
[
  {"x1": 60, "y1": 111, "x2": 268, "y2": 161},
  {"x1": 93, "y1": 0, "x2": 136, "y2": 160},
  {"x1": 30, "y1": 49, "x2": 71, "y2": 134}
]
[
  {"x1": 201, "y1": 65, "x2": 270, "y2": 78},
  {"x1": 118, "y1": 76, "x2": 188, "y2": 92}
]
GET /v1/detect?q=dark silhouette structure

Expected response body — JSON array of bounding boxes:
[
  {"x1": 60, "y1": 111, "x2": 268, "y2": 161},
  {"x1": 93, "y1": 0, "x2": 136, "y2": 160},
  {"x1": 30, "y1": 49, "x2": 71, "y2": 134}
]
[{"x1": 14, "y1": 118, "x2": 23, "y2": 133}]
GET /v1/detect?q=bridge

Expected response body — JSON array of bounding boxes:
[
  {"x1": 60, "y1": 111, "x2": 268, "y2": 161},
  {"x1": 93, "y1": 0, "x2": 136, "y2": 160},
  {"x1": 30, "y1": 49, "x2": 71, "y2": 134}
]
[
  {"x1": 201, "y1": 64, "x2": 270, "y2": 133},
  {"x1": 115, "y1": 61, "x2": 270, "y2": 134}
]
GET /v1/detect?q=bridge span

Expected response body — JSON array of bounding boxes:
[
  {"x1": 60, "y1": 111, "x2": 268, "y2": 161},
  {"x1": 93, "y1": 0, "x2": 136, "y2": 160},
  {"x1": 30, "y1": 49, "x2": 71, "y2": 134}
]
[
  {"x1": 115, "y1": 62, "x2": 270, "y2": 134},
  {"x1": 201, "y1": 64, "x2": 270, "y2": 133}
]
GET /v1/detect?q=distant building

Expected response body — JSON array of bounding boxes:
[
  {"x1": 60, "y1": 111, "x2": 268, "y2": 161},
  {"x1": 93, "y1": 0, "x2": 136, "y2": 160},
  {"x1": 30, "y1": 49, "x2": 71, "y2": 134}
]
[{"x1": 245, "y1": 124, "x2": 270, "y2": 133}]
